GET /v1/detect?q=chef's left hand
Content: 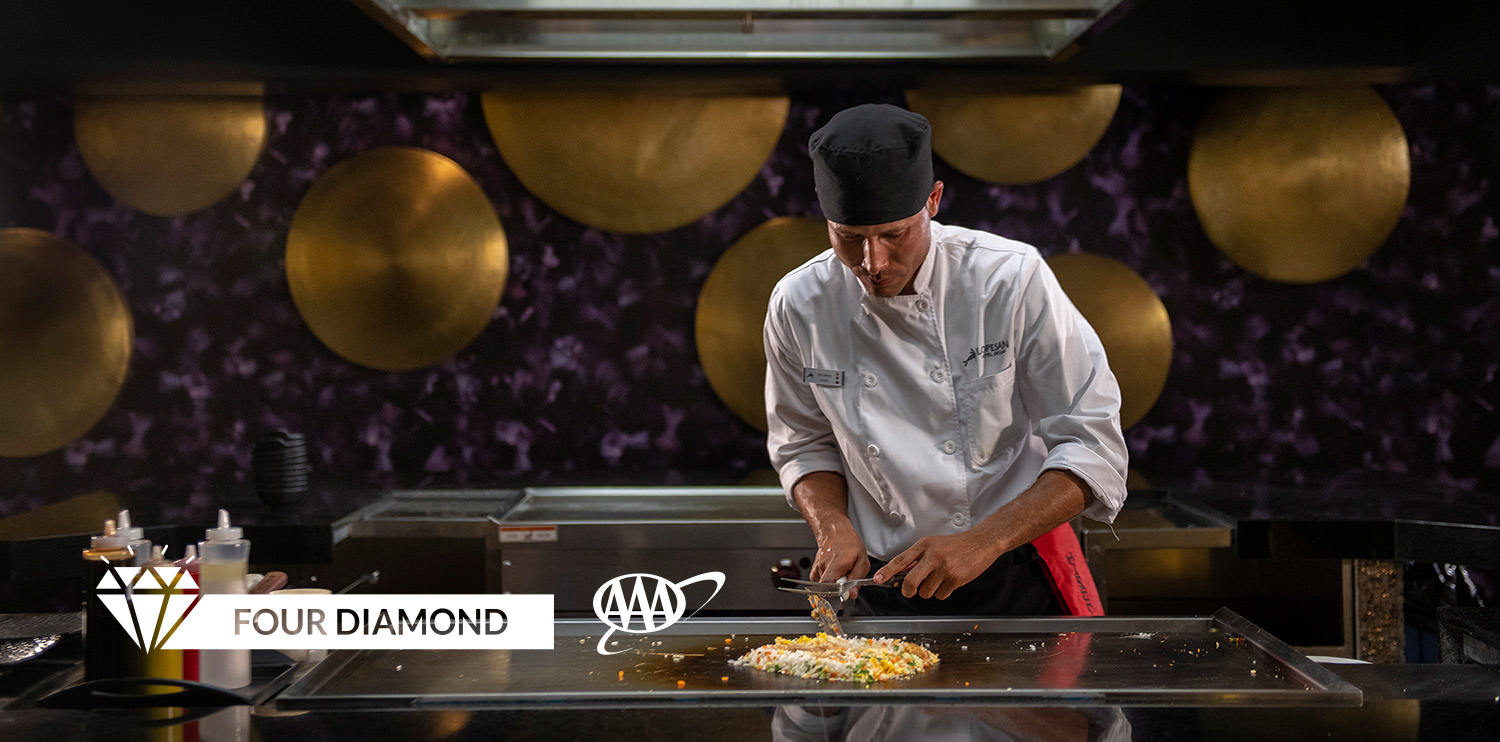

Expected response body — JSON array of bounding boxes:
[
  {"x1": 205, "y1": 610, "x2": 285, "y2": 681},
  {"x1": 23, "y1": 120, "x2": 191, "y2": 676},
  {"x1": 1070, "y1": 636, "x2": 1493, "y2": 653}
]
[{"x1": 873, "y1": 530, "x2": 996, "y2": 600}]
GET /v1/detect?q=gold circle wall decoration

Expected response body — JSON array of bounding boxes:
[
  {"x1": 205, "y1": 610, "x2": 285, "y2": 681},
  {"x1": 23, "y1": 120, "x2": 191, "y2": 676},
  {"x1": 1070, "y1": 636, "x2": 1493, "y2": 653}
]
[
  {"x1": 1188, "y1": 86, "x2": 1410, "y2": 283},
  {"x1": 74, "y1": 93, "x2": 267, "y2": 216},
  {"x1": 0, "y1": 228, "x2": 133, "y2": 457},
  {"x1": 285, "y1": 147, "x2": 509, "y2": 372},
  {"x1": 905, "y1": 85, "x2": 1122, "y2": 184},
  {"x1": 481, "y1": 90, "x2": 790, "y2": 234},
  {"x1": 1046, "y1": 253, "x2": 1172, "y2": 430},
  {"x1": 696, "y1": 217, "x2": 830, "y2": 431}
]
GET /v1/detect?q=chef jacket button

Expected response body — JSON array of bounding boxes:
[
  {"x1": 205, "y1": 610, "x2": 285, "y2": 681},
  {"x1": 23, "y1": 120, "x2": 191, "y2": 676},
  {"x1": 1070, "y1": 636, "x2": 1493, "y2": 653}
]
[
  {"x1": 867, "y1": 444, "x2": 880, "y2": 457},
  {"x1": 951, "y1": 513, "x2": 969, "y2": 527},
  {"x1": 863, "y1": 373, "x2": 878, "y2": 388},
  {"x1": 889, "y1": 510, "x2": 902, "y2": 520},
  {"x1": 916, "y1": 298, "x2": 930, "y2": 311},
  {"x1": 941, "y1": 440, "x2": 957, "y2": 455},
  {"x1": 930, "y1": 368, "x2": 947, "y2": 383}
]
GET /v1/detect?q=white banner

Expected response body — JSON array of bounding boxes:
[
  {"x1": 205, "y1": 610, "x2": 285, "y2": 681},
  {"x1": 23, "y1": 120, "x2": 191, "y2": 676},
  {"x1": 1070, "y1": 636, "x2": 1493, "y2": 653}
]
[{"x1": 159, "y1": 594, "x2": 553, "y2": 650}]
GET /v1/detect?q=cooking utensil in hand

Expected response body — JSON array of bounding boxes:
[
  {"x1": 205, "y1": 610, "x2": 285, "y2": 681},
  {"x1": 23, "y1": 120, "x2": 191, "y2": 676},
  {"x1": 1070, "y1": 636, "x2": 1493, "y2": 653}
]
[{"x1": 778, "y1": 571, "x2": 907, "y2": 599}]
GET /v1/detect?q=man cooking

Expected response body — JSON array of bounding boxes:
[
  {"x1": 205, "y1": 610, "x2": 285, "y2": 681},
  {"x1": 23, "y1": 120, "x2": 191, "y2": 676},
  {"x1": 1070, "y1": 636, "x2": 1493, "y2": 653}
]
[{"x1": 763, "y1": 104, "x2": 1129, "y2": 617}]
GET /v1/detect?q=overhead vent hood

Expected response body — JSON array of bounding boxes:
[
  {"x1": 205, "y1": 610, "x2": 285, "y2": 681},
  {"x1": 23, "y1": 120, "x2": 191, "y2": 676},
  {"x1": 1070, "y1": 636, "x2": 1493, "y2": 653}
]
[{"x1": 352, "y1": 0, "x2": 1130, "y2": 62}]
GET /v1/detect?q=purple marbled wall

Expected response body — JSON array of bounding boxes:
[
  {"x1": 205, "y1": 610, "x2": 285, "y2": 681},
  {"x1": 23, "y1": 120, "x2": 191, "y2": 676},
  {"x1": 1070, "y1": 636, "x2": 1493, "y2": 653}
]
[{"x1": 1, "y1": 85, "x2": 1498, "y2": 521}]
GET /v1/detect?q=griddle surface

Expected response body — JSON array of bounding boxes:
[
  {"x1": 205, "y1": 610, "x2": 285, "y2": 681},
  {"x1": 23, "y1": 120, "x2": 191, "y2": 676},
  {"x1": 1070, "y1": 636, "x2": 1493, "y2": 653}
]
[{"x1": 276, "y1": 613, "x2": 1360, "y2": 709}]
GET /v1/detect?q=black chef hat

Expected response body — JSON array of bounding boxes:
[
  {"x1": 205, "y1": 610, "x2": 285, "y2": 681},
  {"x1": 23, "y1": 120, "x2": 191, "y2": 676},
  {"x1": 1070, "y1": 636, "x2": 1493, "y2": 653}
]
[{"x1": 809, "y1": 104, "x2": 934, "y2": 226}]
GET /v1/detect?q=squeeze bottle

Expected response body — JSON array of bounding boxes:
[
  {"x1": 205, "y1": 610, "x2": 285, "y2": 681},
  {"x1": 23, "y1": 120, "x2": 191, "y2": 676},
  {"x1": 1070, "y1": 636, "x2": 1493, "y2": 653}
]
[{"x1": 199, "y1": 509, "x2": 251, "y2": 688}]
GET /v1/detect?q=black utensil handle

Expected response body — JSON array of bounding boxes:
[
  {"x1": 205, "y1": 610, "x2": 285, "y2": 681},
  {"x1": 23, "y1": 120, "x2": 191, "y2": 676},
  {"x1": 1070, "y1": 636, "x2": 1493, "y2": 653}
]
[{"x1": 37, "y1": 677, "x2": 250, "y2": 709}]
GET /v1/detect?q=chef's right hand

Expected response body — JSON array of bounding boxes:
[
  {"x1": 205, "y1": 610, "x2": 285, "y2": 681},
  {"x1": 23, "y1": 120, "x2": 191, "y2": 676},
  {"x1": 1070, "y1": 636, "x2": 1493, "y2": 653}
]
[{"x1": 810, "y1": 523, "x2": 870, "y2": 599}]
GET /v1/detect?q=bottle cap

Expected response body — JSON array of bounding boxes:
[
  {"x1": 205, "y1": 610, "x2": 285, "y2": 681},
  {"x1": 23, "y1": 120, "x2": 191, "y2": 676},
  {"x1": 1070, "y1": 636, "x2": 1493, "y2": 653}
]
[
  {"x1": 90, "y1": 519, "x2": 127, "y2": 549},
  {"x1": 177, "y1": 544, "x2": 199, "y2": 563},
  {"x1": 143, "y1": 544, "x2": 175, "y2": 567},
  {"x1": 205, "y1": 509, "x2": 243, "y2": 542},
  {"x1": 115, "y1": 509, "x2": 145, "y2": 542}
]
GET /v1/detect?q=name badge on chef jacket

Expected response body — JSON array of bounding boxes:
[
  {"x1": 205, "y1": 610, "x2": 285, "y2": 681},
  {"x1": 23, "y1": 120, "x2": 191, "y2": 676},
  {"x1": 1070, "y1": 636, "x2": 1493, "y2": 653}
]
[{"x1": 803, "y1": 368, "x2": 844, "y2": 387}]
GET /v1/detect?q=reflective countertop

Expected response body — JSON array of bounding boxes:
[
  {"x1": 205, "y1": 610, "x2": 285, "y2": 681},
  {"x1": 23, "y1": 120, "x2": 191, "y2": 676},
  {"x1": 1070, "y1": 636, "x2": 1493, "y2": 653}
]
[
  {"x1": 2, "y1": 681, "x2": 1499, "y2": 742},
  {"x1": 4, "y1": 618, "x2": 1500, "y2": 741}
]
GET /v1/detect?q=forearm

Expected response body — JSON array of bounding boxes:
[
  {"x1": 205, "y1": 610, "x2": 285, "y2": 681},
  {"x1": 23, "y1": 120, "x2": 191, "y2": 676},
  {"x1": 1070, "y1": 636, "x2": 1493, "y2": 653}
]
[
  {"x1": 790, "y1": 470, "x2": 855, "y2": 541},
  {"x1": 969, "y1": 469, "x2": 1092, "y2": 561},
  {"x1": 792, "y1": 470, "x2": 872, "y2": 584}
]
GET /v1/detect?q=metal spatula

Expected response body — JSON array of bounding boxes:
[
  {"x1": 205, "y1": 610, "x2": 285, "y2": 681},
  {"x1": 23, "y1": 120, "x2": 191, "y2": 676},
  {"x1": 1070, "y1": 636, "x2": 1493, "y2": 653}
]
[{"x1": 777, "y1": 571, "x2": 908, "y2": 599}]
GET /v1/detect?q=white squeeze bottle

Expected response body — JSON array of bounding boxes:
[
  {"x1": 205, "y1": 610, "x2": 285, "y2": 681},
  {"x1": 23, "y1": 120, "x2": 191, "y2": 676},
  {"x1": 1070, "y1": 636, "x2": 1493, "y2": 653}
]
[
  {"x1": 199, "y1": 509, "x2": 251, "y2": 688},
  {"x1": 115, "y1": 509, "x2": 152, "y2": 566}
]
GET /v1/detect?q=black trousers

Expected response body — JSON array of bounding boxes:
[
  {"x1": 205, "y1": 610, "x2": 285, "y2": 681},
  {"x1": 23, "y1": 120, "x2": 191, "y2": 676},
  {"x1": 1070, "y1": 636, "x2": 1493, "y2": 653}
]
[{"x1": 841, "y1": 544, "x2": 1063, "y2": 617}]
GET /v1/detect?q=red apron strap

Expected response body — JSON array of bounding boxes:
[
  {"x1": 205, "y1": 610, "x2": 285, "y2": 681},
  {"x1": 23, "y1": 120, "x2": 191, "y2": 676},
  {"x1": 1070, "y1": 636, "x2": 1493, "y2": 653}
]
[
  {"x1": 1038, "y1": 631, "x2": 1092, "y2": 688},
  {"x1": 1029, "y1": 522, "x2": 1103, "y2": 617}
]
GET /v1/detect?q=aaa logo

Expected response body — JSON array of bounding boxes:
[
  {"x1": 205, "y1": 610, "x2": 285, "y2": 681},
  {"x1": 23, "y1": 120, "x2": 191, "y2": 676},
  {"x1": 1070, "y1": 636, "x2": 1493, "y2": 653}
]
[
  {"x1": 95, "y1": 566, "x2": 201, "y2": 652},
  {"x1": 591, "y1": 572, "x2": 724, "y2": 655}
]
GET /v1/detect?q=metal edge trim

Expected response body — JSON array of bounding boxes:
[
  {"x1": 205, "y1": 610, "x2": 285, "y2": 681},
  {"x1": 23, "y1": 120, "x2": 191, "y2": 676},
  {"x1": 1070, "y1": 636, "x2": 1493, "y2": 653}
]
[
  {"x1": 349, "y1": 0, "x2": 443, "y2": 60},
  {"x1": 1210, "y1": 607, "x2": 1363, "y2": 705},
  {"x1": 275, "y1": 648, "x2": 365, "y2": 702}
]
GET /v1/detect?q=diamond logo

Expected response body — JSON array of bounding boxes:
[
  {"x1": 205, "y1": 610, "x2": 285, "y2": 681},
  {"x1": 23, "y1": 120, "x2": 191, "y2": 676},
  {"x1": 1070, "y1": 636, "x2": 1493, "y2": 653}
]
[{"x1": 94, "y1": 566, "x2": 201, "y2": 652}]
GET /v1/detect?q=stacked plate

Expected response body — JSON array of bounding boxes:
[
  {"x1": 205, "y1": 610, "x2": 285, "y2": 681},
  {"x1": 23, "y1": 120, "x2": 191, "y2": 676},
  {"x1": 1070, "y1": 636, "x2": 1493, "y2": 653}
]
[{"x1": 253, "y1": 430, "x2": 308, "y2": 506}]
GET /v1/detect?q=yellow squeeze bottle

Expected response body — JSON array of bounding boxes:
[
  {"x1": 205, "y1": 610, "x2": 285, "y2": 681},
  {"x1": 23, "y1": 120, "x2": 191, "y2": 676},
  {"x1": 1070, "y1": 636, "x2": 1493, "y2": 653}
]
[{"x1": 140, "y1": 545, "x2": 184, "y2": 692}]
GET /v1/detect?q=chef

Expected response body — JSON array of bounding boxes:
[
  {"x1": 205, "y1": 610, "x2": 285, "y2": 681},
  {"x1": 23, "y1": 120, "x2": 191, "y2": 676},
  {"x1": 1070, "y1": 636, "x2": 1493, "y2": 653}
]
[{"x1": 764, "y1": 104, "x2": 1128, "y2": 617}]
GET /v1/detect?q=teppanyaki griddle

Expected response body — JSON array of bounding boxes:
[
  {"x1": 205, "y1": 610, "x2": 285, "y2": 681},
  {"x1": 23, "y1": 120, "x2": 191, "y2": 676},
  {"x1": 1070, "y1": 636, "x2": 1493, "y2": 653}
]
[{"x1": 273, "y1": 609, "x2": 1361, "y2": 709}]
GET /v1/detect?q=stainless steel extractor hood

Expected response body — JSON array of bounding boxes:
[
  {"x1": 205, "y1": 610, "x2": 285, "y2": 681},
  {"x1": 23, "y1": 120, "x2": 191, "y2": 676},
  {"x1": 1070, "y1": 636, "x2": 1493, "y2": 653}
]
[{"x1": 352, "y1": 0, "x2": 1130, "y2": 62}]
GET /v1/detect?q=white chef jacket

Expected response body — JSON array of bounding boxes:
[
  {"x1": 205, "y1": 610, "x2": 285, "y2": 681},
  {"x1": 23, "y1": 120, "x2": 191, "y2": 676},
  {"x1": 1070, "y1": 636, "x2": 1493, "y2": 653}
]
[{"x1": 763, "y1": 221, "x2": 1128, "y2": 561}]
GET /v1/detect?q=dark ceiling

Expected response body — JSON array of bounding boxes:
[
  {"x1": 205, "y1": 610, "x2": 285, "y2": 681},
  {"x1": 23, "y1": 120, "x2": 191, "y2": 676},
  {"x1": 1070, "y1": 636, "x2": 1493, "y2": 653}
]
[{"x1": 2, "y1": 0, "x2": 1497, "y2": 91}]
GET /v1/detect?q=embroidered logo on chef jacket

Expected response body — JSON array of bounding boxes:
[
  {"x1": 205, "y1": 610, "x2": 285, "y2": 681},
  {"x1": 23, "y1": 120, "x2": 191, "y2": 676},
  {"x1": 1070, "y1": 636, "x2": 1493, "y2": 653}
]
[{"x1": 961, "y1": 340, "x2": 1009, "y2": 367}]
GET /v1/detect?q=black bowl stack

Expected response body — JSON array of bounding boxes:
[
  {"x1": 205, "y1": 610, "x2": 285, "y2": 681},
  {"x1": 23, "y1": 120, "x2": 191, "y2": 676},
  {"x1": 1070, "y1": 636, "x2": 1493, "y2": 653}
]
[{"x1": 253, "y1": 430, "x2": 308, "y2": 506}]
